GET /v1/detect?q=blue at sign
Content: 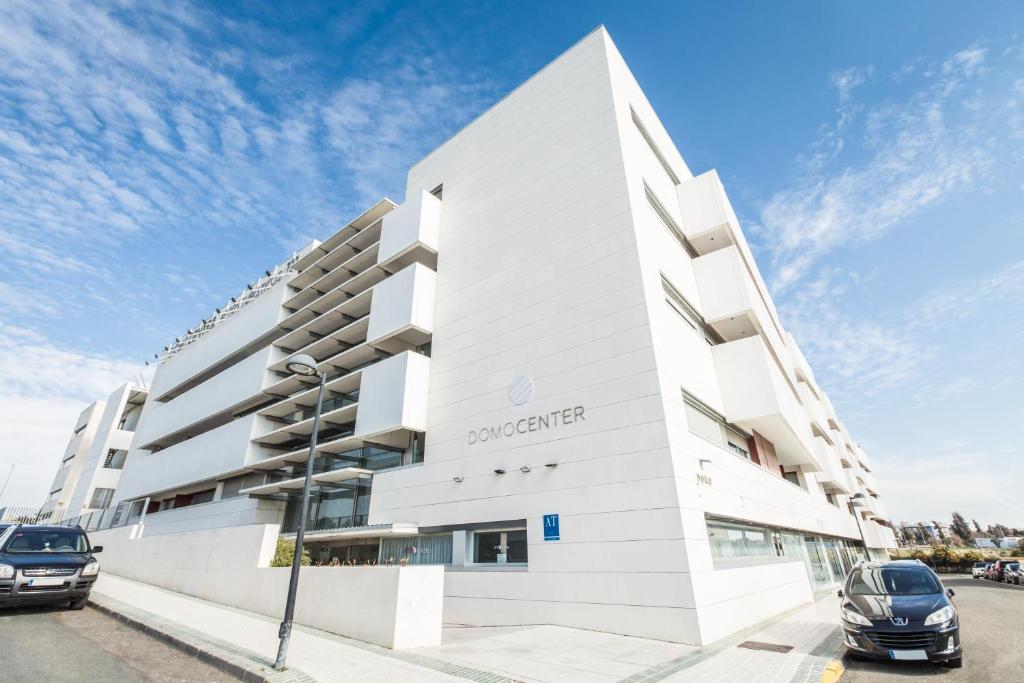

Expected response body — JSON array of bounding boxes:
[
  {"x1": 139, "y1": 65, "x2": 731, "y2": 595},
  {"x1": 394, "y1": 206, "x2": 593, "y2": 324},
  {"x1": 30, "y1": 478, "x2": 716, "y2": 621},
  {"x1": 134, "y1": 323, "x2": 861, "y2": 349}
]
[{"x1": 543, "y1": 514, "x2": 560, "y2": 541}]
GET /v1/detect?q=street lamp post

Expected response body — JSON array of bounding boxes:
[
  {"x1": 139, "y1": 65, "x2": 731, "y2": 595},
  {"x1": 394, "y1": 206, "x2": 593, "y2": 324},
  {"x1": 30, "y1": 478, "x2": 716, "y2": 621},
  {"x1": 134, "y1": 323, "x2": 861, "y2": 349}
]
[
  {"x1": 274, "y1": 354, "x2": 327, "y2": 672},
  {"x1": 849, "y1": 493, "x2": 870, "y2": 562}
]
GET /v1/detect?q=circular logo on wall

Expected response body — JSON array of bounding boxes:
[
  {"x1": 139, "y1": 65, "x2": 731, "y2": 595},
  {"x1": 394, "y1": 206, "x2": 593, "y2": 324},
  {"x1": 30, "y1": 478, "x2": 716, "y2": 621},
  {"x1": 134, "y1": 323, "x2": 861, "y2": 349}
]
[{"x1": 508, "y1": 376, "x2": 533, "y2": 406}]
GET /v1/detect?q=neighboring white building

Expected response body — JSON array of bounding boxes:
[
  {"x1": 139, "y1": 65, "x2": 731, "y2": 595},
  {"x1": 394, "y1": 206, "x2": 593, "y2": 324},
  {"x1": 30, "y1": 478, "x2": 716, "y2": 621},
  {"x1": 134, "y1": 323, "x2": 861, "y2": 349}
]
[
  {"x1": 43, "y1": 384, "x2": 148, "y2": 519},
  {"x1": 98, "y1": 27, "x2": 895, "y2": 646},
  {"x1": 39, "y1": 401, "x2": 106, "y2": 519}
]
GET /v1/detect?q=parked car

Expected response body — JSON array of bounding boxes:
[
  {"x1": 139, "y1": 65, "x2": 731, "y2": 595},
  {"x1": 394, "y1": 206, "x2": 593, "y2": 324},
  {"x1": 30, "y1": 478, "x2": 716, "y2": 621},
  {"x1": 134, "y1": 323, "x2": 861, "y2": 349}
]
[
  {"x1": 0, "y1": 524, "x2": 103, "y2": 610},
  {"x1": 971, "y1": 561, "x2": 988, "y2": 578},
  {"x1": 990, "y1": 559, "x2": 1015, "y2": 582},
  {"x1": 839, "y1": 560, "x2": 961, "y2": 668},
  {"x1": 1003, "y1": 562, "x2": 1021, "y2": 585}
]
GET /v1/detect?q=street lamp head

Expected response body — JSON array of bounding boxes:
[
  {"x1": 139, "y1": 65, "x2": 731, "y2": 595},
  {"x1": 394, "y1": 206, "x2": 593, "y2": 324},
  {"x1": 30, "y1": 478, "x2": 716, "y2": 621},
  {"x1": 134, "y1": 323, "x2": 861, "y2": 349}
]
[
  {"x1": 284, "y1": 354, "x2": 320, "y2": 377},
  {"x1": 850, "y1": 492, "x2": 867, "y2": 506}
]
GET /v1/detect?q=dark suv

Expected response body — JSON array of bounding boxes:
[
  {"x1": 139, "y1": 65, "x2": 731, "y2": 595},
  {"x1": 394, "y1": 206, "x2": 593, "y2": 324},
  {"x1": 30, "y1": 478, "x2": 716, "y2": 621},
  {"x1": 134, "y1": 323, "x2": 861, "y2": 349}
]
[
  {"x1": 839, "y1": 560, "x2": 961, "y2": 668},
  {"x1": 0, "y1": 524, "x2": 103, "y2": 610}
]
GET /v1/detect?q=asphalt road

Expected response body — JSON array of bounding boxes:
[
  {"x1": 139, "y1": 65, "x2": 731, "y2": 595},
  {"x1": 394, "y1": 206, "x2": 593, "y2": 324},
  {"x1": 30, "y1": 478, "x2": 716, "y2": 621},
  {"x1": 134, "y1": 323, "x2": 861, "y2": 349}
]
[
  {"x1": 0, "y1": 602, "x2": 238, "y2": 682},
  {"x1": 843, "y1": 574, "x2": 1024, "y2": 681}
]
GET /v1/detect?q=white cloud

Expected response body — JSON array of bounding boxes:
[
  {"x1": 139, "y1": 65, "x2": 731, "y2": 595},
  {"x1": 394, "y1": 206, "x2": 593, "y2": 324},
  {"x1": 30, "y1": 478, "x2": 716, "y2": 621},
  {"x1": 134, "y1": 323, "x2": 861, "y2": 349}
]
[
  {"x1": 0, "y1": 326, "x2": 150, "y2": 507},
  {"x1": 757, "y1": 45, "x2": 1008, "y2": 292}
]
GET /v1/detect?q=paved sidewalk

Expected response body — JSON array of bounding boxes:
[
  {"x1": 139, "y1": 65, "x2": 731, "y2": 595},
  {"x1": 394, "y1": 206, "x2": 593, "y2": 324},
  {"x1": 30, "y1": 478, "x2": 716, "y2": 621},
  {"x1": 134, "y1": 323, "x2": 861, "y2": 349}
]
[{"x1": 92, "y1": 574, "x2": 843, "y2": 683}]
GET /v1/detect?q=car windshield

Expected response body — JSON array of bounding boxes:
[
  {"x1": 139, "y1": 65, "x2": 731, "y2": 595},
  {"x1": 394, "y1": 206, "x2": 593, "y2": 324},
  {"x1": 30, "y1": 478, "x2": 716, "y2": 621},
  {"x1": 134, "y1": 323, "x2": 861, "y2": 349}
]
[
  {"x1": 974, "y1": 562, "x2": 987, "y2": 567},
  {"x1": 3, "y1": 529, "x2": 89, "y2": 554},
  {"x1": 848, "y1": 567, "x2": 942, "y2": 596}
]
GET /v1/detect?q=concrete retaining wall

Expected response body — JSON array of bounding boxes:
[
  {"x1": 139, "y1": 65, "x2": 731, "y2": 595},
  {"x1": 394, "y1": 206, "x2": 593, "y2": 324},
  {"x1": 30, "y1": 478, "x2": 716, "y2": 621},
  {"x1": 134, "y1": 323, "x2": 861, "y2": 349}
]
[{"x1": 89, "y1": 523, "x2": 443, "y2": 648}]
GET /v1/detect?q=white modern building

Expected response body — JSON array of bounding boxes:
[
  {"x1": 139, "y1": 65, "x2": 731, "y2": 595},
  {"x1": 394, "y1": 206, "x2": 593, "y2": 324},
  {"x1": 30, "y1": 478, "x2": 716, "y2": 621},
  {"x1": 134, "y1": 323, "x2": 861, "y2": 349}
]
[
  {"x1": 92, "y1": 27, "x2": 895, "y2": 646},
  {"x1": 40, "y1": 384, "x2": 147, "y2": 519}
]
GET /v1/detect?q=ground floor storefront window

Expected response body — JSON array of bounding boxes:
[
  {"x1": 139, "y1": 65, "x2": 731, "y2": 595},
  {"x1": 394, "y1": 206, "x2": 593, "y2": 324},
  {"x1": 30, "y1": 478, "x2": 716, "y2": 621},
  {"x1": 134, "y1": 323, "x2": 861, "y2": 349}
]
[
  {"x1": 706, "y1": 516, "x2": 866, "y2": 586},
  {"x1": 473, "y1": 529, "x2": 527, "y2": 565}
]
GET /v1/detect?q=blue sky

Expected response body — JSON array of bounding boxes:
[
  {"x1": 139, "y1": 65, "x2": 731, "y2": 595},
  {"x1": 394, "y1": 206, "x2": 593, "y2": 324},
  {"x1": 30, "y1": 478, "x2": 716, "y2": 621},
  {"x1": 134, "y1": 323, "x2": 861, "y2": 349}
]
[{"x1": 0, "y1": 1, "x2": 1021, "y2": 527}]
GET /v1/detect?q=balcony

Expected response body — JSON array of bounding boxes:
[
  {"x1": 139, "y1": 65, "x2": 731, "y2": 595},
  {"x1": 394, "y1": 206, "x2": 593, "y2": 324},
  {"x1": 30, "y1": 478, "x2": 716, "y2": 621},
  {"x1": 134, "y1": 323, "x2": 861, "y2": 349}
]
[
  {"x1": 675, "y1": 169, "x2": 741, "y2": 256},
  {"x1": 813, "y1": 436, "x2": 851, "y2": 494},
  {"x1": 692, "y1": 245, "x2": 788, "y2": 357},
  {"x1": 249, "y1": 351, "x2": 430, "y2": 472},
  {"x1": 711, "y1": 335, "x2": 820, "y2": 471}
]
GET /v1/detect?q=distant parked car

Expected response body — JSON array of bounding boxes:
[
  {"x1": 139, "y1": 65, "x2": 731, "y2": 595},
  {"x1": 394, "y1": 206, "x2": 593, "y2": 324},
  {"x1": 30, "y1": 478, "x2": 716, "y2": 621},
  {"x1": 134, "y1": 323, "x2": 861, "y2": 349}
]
[
  {"x1": 0, "y1": 524, "x2": 103, "y2": 610},
  {"x1": 971, "y1": 561, "x2": 988, "y2": 578},
  {"x1": 989, "y1": 560, "x2": 1015, "y2": 582},
  {"x1": 1003, "y1": 562, "x2": 1021, "y2": 585}
]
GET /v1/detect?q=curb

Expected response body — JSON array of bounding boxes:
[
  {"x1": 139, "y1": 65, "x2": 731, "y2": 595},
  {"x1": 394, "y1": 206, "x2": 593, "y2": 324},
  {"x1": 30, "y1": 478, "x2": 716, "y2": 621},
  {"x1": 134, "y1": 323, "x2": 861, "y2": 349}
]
[
  {"x1": 89, "y1": 594, "x2": 315, "y2": 683},
  {"x1": 821, "y1": 659, "x2": 844, "y2": 683}
]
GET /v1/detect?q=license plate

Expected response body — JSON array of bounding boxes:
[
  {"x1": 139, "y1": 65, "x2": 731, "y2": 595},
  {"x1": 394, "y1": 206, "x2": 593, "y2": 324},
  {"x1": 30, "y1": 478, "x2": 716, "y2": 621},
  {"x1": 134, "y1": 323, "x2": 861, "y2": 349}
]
[
  {"x1": 26, "y1": 577, "x2": 65, "y2": 587},
  {"x1": 889, "y1": 650, "x2": 928, "y2": 661}
]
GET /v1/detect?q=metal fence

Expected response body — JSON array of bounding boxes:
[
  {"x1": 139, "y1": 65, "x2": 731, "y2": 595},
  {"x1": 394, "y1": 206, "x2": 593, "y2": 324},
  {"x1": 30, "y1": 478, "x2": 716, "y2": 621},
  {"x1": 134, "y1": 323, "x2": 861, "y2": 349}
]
[{"x1": 0, "y1": 499, "x2": 149, "y2": 533}]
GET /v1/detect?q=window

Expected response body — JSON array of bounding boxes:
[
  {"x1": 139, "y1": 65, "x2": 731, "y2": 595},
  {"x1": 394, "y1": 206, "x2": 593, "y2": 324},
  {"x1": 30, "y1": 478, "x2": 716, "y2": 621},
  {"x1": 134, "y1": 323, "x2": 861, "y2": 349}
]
[
  {"x1": 662, "y1": 276, "x2": 719, "y2": 346},
  {"x1": 631, "y1": 106, "x2": 680, "y2": 185},
  {"x1": 118, "y1": 403, "x2": 143, "y2": 431},
  {"x1": 380, "y1": 534, "x2": 453, "y2": 565},
  {"x1": 682, "y1": 392, "x2": 751, "y2": 459},
  {"x1": 727, "y1": 441, "x2": 750, "y2": 460},
  {"x1": 782, "y1": 470, "x2": 802, "y2": 488},
  {"x1": 473, "y1": 529, "x2": 528, "y2": 565},
  {"x1": 191, "y1": 489, "x2": 216, "y2": 505},
  {"x1": 707, "y1": 520, "x2": 774, "y2": 561},
  {"x1": 220, "y1": 473, "x2": 268, "y2": 499},
  {"x1": 89, "y1": 488, "x2": 115, "y2": 510},
  {"x1": 645, "y1": 184, "x2": 697, "y2": 257},
  {"x1": 103, "y1": 449, "x2": 127, "y2": 469}
]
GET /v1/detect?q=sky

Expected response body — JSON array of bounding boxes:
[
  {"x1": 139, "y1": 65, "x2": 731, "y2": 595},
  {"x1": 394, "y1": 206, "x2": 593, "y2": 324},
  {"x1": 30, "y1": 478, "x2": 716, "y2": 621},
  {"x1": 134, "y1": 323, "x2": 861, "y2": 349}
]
[{"x1": 0, "y1": 1, "x2": 1021, "y2": 527}]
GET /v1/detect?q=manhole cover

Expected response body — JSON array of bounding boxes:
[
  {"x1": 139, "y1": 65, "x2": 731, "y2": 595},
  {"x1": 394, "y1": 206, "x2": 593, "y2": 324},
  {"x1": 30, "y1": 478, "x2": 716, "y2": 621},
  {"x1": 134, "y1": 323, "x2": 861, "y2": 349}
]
[{"x1": 737, "y1": 641, "x2": 793, "y2": 653}]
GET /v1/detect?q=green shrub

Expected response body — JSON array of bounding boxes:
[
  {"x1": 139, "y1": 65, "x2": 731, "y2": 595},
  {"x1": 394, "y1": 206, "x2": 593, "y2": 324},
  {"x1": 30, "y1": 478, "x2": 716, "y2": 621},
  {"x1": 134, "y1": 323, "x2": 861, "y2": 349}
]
[{"x1": 270, "y1": 538, "x2": 311, "y2": 567}]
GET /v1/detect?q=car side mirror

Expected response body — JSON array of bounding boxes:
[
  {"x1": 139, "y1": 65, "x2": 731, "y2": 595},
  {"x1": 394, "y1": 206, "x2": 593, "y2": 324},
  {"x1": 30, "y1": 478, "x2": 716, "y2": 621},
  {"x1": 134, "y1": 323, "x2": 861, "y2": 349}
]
[
  {"x1": 947, "y1": 588, "x2": 954, "y2": 598},
  {"x1": 92, "y1": 546, "x2": 103, "y2": 554},
  {"x1": 837, "y1": 589, "x2": 844, "y2": 598}
]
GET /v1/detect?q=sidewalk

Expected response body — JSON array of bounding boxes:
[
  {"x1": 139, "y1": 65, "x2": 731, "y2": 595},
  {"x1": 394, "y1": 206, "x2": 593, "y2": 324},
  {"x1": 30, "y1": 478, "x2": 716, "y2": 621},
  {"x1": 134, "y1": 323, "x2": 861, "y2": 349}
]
[{"x1": 91, "y1": 575, "x2": 844, "y2": 683}]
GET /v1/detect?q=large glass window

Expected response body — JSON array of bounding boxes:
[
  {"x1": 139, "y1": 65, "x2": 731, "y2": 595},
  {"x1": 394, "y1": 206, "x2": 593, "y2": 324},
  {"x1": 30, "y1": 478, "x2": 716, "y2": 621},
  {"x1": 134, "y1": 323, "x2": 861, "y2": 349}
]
[
  {"x1": 89, "y1": 487, "x2": 115, "y2": 510},
  {"x1": 707, "y1": 520, "x2": 774, "y2": 561},
  {"x1": 380, "y1": 534, "x2": 453, "y2": 565},
  {"x1": 473, "y1": 529, "x2": 527, "y2": 564}
]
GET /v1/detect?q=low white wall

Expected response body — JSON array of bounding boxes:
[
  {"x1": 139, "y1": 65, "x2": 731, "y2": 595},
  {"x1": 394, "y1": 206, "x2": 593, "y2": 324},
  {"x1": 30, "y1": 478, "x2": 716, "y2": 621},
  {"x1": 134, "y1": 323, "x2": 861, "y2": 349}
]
[
  {"x1": 690, "y1": 560, "x2": 814, "y2": 643},
  {"x1": 89, "y1": 523, "x2": 443, "y2": 648}
]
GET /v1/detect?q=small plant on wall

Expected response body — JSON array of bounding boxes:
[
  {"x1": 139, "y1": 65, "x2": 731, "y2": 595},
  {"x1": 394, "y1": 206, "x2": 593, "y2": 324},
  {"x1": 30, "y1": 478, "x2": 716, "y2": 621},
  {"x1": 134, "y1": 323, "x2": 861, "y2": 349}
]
[{"x1": 270, "y1": 538, "x2": 311, "y2": 567}]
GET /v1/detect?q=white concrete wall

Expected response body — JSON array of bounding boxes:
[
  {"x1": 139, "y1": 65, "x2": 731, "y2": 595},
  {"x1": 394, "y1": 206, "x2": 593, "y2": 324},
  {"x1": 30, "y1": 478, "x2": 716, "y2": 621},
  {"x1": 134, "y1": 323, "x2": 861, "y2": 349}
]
[
  {"x1": 117, "y1": 413, "x2": 266, "y2": 501},
  {"x1": 149, "y1": 277, "x2": 293, "y2": 401},
  {"x1": 89, "y1": 523, "x2": 443, "y2": 648},
  {"x1": 371, "y1": 27, "x2": 695, "y2": 643},
  {"x1": 134, "y1": 344, "x2": 278, "y2": 448}
]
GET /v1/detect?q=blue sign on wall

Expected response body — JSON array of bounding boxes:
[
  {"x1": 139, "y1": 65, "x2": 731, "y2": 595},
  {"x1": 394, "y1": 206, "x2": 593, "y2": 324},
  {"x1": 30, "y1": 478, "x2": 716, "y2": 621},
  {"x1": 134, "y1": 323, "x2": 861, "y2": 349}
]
[{"x1": 543, "y1": 514, "x2": 560, "y2": 541}]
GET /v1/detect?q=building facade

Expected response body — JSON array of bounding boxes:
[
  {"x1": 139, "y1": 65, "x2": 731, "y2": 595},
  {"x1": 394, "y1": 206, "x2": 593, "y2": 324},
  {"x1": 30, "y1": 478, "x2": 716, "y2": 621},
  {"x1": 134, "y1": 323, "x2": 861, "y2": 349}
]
[
  {"x1": 98, "y1": 27, "x2": 894, "y2": 645},
  {"x1": 40, "y1": 384, "x2": 148, "y2": 520}
]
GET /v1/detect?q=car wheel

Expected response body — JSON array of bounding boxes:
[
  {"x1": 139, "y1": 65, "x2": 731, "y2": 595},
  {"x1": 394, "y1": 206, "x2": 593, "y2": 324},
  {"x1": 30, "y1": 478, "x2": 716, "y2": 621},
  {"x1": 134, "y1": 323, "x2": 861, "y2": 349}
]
[{"x1": 69, "y1": 596, "x2": 89, "y2": 610}]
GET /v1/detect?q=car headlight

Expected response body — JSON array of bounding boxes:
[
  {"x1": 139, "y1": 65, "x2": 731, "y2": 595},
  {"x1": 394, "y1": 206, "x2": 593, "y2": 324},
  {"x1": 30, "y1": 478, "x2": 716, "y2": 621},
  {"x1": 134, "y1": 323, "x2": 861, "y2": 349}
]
[
  {"x1": 0, "y1": 564, "x2": 13, "y2": 579},
  {"x1": 81, "y1": 561, "x2": 100, "y2": 577},
  {"x1": 924, "y1": 605, "x2": 956, "y2": 626},
  {"x1": 842, "y1": 606, "x2": 872, "y2": 626}
]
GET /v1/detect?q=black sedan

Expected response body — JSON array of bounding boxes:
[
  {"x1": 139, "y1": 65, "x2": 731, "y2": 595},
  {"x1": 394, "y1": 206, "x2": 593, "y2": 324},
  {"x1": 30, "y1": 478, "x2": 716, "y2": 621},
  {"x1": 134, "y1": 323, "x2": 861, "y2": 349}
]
[{"x1": 838, "y1": 560, "x2": 961, "y2": 668}]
